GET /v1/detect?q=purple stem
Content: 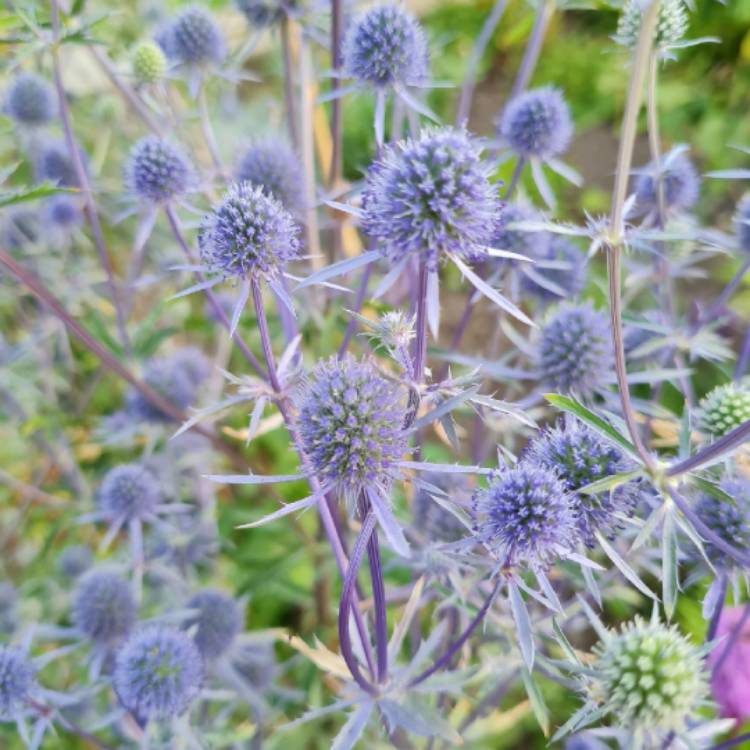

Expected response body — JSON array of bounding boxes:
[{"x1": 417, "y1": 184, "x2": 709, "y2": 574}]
[
  {"x1": 504, "y1": 156, "x2": 526, "y2": 201},
  {"x1": 666, "y1": 486, "x2": 750, "y2": 569},
  {"x1": 710, "y1": 731, "x2": 750, "y2": 750},
  {"x1": 328, "y1": 0, "x2": 343, "y2": 188},
  {"x1": 338, "y1": 263, "x2": 373, "y2": 358},
  {"x1": 711, "y1": 601, "x2": 750, "y2": 676},
  {"x1": 280, "y1": 17, "x2": 300, "y2": 151},
  {"x1": 412, "y1": 259, "x2": 429, "y2": 383},
  {"x1": 509, "y1": 0, "x2": 554, "y2": 100},
  {"x1": 735, "y1": 326, "x2": 750, "y2": 382},
  {"x1": 706, "y1": 572, "x2": 728, "y2": 643},
  {"x1": 163, "y1": 205, "x2": 267, "y2": 381},
  {"x1": 697, "y1": 257, "x2": 750, "y2": 330},
  {"x1": 49, "y1": 0, "x2": 131, "y2": 356},
  {"x1": 409, "y1": 579, "x2": 501, "y2": 687},
  {"x1": 338, "y1": 511, "x2": 378, "y2": 694},
  {"x1": 455, "y1": 0, "x2": 509, "y2": 126},
  {"x1": 666, "y1": 417, "x2": 750, "y2": 478}
]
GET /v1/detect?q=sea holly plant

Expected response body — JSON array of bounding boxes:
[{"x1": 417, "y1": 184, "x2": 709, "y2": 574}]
[{"x1": 3, "y1": 0, "x2": 750, "y2": 748}]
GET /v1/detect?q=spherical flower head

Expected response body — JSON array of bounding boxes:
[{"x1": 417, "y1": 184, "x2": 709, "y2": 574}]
[
  {"x1": 734, "y1": 193, "x2": 750, "y2": 255},
  {"x1": 45, "y1": 195, "x2": 82, "y2": 230},
  {"x1": 296, "y1": 355, "x2": 408, "y2": 499},
  {"x1": 168, "y1": 347, "x2": 210, "y2": 389},
  {"x1": 236, "y1": 140, "x2": 304, "y2": 214},
  {"x1": 361, "y1": 127, "x2": 501, "y2": 270},
  {"x1": 72, "y1": 570, "x2": 137, "y2": 646},
  {"x1": 343, "y1": 4, "x2": 428, "y2": 89},
  {"x1": 58, "y1": 545, "x2": 93, "y2": 579},
  {"x1": 160, "y1": 6, "x2": 226, "y2": 67},
  {"x1": 0, "y1": 646, "x2": 35, "y2": 721},
  {"x1": 708, "y1": 606, "x2": 750, "y2": 722},
  {"x1": 498, "y1": 87, "x2": 573, "y2": 160},
  {"x1": 694, "y1": 479, "x2": 750, "y2": 568},
  {"x1": 4, "y1": 73, "x2": 55, "y2": 126},
  {"x1": 525, "y1": 421, "x2": 637, "y2": 547},
  {"x1": 472, "y1": 461, "x2": 577, "y2": 570},
  {"x1": 35, "y1": 139, "x2": 82, "y2": 188},
  {"x1": 520, "y1": 236, "x2": 587, "y2": 301},
  {"x1": 235, "y1": 0, "x2": 297, "y2": 28},
  {"x1": 114, "y1": 626, "x2": 203, "y2": 720},
  {"x1": 537, "y1": 302, "x2": 613, "y2": 399},
  {"x1": 635, "y1": 150, "x2": 699, "y2": 215},
  {"x1": 132, "y1": 41, "x2": 168, "y2": 84},
  {"x1": 98, "y1": 463, "x2": 161, "y2": 523},
  {"x1": 184, "y1": 590, "x2": 243, "y2": 660},
  {"x1": 199, "y1": 181, "x2": 302, "y2": 282},
  {"x1": 126, "y1": 356, "x2": 197, "y2": 422},
  {"x1": 413, "y1": 473, "x2": 469, "y2": 543},
  {"x1": 616, "y1": 0, "x2": 688, "y2": 51},
  {"x1": 125, "y1": 136, "x2": 194, "y2": 203},
  {"x1": 594, "y1": 616, "x2": 708, "y2": 733},
  {"x1": 699, "y1": 382, "x2": 750, "y2": 438}
]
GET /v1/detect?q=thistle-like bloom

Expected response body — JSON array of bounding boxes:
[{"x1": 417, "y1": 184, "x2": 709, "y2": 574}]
[
  {"x1": 520, "y1": 236, "x2": 587, "y2": 301},
  {"x1": 592, "y1": 615, "x2": 708, "y2": 736},
  {"x1": 525, "y1": 421, "x2": 637, "y2": 547},
  {"x1": 537, "y1": 303, "x2": 613, "y2": 398},
  {"x1": 3, "y1": 73, "x2": 55, "y2": 126},
  {"x1": 361, "y1": 127, "x2": 501, "y2": 270},
  {"x1": 199, "y1": 181, "x2": 302, "y2": 281},
  {"x1": 184, "y1": 590, "x2": 243, "y2": 660},
  {"x1": 132, "y1": 41, "x2": 168, "y2": 84},
  {"x1": 236, "y1": 140, "x2": 304, "y2": 214},
  {"x1": 72, "y1": 570, "x2": 137, "y2": 646},
  {"x1": 615, "y1": 0, "x2": 688, "y2": 52},
  {"x1": 343, "y1": 4, "x2": 428, "y2": 89},
  {"x1": 698, "y1": 382, "x2": 750, "y2": 437},
  {"x1": 114, "y1": 626, "x2": 203, "y2": 720},
  {"x1": 236, "y1": 0, "x2": 297, "y2": 28},
  {"x1": 125, "y1": 136, "x2": 194, "y2": 203},
  {"x1": 158, "y1": 6, "x2": 226, "y2": 67},
  {"x1": 734, "y1": 193, "x2": 750, "y2": 254},
  {"x1": 497, "y1": 87, "x2": 573, "y2": 160},
  {"x1": 57, "y1": 545, "x2": 93, "y2": 579},
  {"x1": 98, "y1": 463, "x2": 162, "y2": 525},
  {"x1": 472, "y1": 461, "x2": 577, "y2": 570},
  {"x1": 296, "y1": 355, "x2": 408, "y2": 501},
  {"x1": 694, "y1": 479, "x2": 750, "y2": 568},
  {"x1": 634, "y1": 148, "x2": 700, "y2": 216},
  {"x1": 35, "y1": 139, "x2": 82, "y2": 188},
  {"x1": 44, "y1": 195, "x2": 82, "y2": 230},
  {"x1": 0, "y1": 646, "x2": 35, "y2": 720}
]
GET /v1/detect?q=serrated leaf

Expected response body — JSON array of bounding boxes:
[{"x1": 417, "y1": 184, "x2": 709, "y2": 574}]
[{"x1": 0, "y1": 183, "x2": 77, "y2": 209}]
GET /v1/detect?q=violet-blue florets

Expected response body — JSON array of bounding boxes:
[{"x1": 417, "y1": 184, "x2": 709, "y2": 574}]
[
  {"x1": 635, "y1": 149, "x2": 700, "y2": 215},
  {"x1": 200, "y1": 181, "x2": 302, "y2": 281},
  {"x1": 734, "y1": 193, "x2": 750, "y2": 254},
  {"x1": 343, "y1": 4, "x2": 428, "y2": 89},
  {"x1": 296, "y1": 355, "x2": 408, "y2": 498},
  {"x1": 184, "y1": 590, "x2": 243, "y2": 660},
  {"x1": 0, "y1": 646, "x2": 35, "y2": 720},
  {"x1": 4, "y1": 73, "x2": 55, "y2": 126},
  {"x1": 114, "y1": 626, "x2": 203, "y2": 720},
  {"x1": 498, "y1": 87, "x2": 573, "y2": 160},
  {"x1": 235, "y1": 0, "x2": 297, "y2": 28},
  {"x1": 35, "y1": 139, "x2": 83, "y2": 188},
  {"x1": 472, "y1": 461, "x2": 577, "y2": 570},
  {"x1": 525, "y1": 421, "x2": 638, "y2": 547},
  {"x1": 694, "y1": 478, "x2": 750, "y2": 569},
  {"x1": 236, "y1": 140, "x2": 305, "y2": 214},
  {"x1": 125, "y1": 136, "x2": 194, "y2": 203},
  {"x1": 520, "y1": 236, "x2": 587, "y2": 301},
  {"x1": 158, "y1": 6, "x2": 226, "y2": 67},
  {"x1": 58, "y1": 545, "x2": 93, "y2": 579},
  {"x1": 361, "y1": 127, "x2": 501, "y2": 270},
  {"x1": 72, "y1": 569, "x2": 137, "y2": 646},
  {"x1": 98, "y1": 463, "x2": 161, "y2": 523},
  {"x1": 492, "y1": 202, "x2": 550, "y2": 267},
  {"x1": 537, "y1": 302, "x2": 613, "y2": 398},
  {"x1": 45, "y1": 196, "x2": 82, "y2": 229}
]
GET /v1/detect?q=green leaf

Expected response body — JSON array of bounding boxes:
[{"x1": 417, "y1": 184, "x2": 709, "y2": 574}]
[
  {"x1": 544, "y1": 394, "x2": 641, "y2": 461},
  {"x1": 578, "y1": 469, "x2": 643, "y2": 495},
  {"x1": 520, "y1": 666, "x2": 550, "y2": 737},
  {"x1": 0, "y1": 183, "x2": 77, "y2": 209}
]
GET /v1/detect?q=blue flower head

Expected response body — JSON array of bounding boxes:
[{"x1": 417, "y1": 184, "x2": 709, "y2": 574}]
[
  {"x1": 343, "y1": 4, "x2": 428, "y2": 89},
  {"x1": 4, "y1": 73, "x2": 55, "y2": 126},
  {"x1": 361, "y1": 127, "x2": 501, "y2": 270},
  {"x1": 125, "y1": 136, "x2": 194, "y2": 203},
  {"x1": 296, "y1": 355, "x2": 408, "y2": 500},
  {"x1": 498, "y1": 87, "x2": 573, "y2": 160},
  {"x1": 694, "y1": 478, "x2": 750, "y2": 569},
  {"x1": 0, "y1": 646, "x2": 35, "y2": 720},
  {"x1": 58, "y1": 545, "x2": 93, "y2": 579},
  {"x1": 472, "y1": 461, "x2": 577, "y2": 570},
  {"x1": 200, "y1": 181, "x2": 302, "y2": 281},
  {"x1": 236, "y1": 140, "x2": 305, "y2": 214},
  {"x1": 734, "y1": 193, "x2": 750, "y2": 254},
  {"x1": 158, "y1": 6, "x2": 226, "y2": 67},
  {"x1": 98, "y1": 463, "x2": 161, "y2": 524},
  {"x1": 520, "y1": 236, "x2": 587, "y2": 301},
  {"x1": 236, "y1": 0, "x2": 298, "y2": 28},
  {"x1": 537, "y1": 302, "x2": 613, "y2": 399},
  {"x1": 184, "y1": 590, "x2": 243, "y2": 660},
  {"x1": 635, "y1": 149, "x2": 699, "y2": 216},
  {"x1": 35, "y1": 139, "x2": 84, "y2": 188},
  {"x1": 492, "y1": 202, "x2": 550, "y2": 264},
  {"x1": 45, "y1": 196, "x2": 82, "y2": 230},
  {"x1": 114, "y1": 626, "x2": 203, "y2": 720},
  {"x1": 525, "y1": 421, "x2": 638, "y2": 547},
  {"x1": 72, "y1": 569, "x2": 137, "y2": 646}
]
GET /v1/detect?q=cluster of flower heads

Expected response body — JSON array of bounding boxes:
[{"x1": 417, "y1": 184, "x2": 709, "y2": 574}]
[{"x1": 361, "y1": 127, "x2": 501, "y2": 270}]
